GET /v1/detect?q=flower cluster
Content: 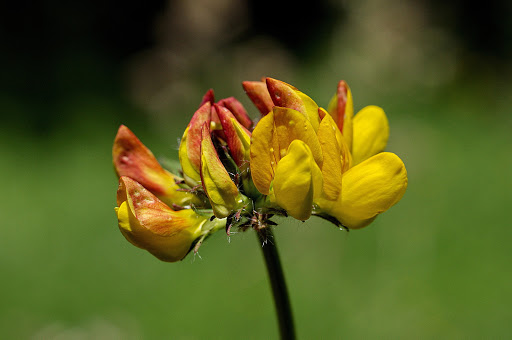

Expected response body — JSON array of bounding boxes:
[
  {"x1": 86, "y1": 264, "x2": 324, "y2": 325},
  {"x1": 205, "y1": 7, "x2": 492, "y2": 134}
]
[{"x1": 113, "y1": 78, "x2": 408, "y2": 262}]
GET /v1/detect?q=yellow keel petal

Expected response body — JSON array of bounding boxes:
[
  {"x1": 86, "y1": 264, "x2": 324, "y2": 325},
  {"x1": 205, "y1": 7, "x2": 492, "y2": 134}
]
[
  {"x1": 273, "y1": 140, "x2": 322, "y2": 221},
  {"x1": 317, "y1": 114, "x2": 343, "y2": 200}
]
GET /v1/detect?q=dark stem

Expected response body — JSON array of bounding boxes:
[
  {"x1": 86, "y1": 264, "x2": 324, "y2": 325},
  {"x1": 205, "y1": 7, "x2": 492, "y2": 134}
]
[{"x1": 257, "y1": 228, "x2": 296, "y2": 340}]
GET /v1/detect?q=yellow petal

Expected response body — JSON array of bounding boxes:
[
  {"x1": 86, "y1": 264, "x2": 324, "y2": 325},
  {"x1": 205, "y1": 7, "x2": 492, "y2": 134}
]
[
  {"x1": 250, "y1": 107, "x2": 323, "y2": 195},
  {"x1": 249, "y1": 111, "x2": 276, "y2": 195},
  {"x1": 326, "y1": 152, "x2": 407, "y2": 229},
  {"x1": 200, "y1": 124, "x2": 241, "y2": 218},
  {"x1": 317, "y1": 114, "x2": 343, "y2": 200},
  {"x1": 273, "y1": 140, "x2": 322, "y2": 221},
  {"x1": 113, "y1": 125, "x2": 200, "y2": 207},
  {"x1": 273, "y1": 107, "x2": 323, "y2": 166},
  {"x1": 352, "y1": 105, "x2": 389, "y2": 166},
  {"x1": 116, "y1": 177, "x2": 206, "y2": 262}
]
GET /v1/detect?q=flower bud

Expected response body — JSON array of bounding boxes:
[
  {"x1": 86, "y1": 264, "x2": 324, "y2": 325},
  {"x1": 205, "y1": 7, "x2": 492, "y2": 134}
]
[
  {"x1": 214, "y1": 104, "x2": 251, "y2": 171},
  {"x1": 113, "y1": 125, "x2": 200, "y2": 207},
  {"x1": 327, "y1": 80, "x2": 354, "y2": 150},
  {"x1": 115, "y1": 176, "x2": 208, "y2": 262},
  {"x1": 218, "y1": 97, "x2": 253, "y2": 130},
  {"x1": 179, "y1": 102, "x2": 212, "y2": 183},
  {"x1": 242, "y1": 80, "x2": 274, "y2": 116}
]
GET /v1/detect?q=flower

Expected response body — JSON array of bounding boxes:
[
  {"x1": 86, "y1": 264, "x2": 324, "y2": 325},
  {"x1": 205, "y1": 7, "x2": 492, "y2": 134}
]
[
  {"x1": 112, "y1": 77, "x2": 408, "y2": 262},
  {"x1": 113, "y1": 124, "x2": 227, "y2": 262},
  {"x1": 247, "y1": 78, "x2": 408, "y2": 229}
]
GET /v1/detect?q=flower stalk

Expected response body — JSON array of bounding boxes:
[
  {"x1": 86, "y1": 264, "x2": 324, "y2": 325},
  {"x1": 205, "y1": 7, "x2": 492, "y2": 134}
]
[{"x1": 257, "y1": 227, "x2": 296, "y2": 340}]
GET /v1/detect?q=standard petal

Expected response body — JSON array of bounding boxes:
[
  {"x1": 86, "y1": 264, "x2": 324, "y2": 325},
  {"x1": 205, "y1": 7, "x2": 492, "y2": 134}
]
[
  {"x1": 116, "y1": 177, "x2": 206, "y2": 262},
  {"x1": 113, "y1": 125, "x2": 200, "y2": 207},
  {"x1": 272, "y1": 107, "x2": 323, "y2": 166},
  {"x1": 250, "y1": 107, "x2": 323, "y2": 195},
  {"x1": 249, "y1": 111, "x2": 276, "y2": 195},
  {"x1": 352, "y1": 105, "x2": 389, "y2": 166},
  {"x1": 273, "y1": 140, "x2": 322, "y2": 221},
  {"x1": 328, "y1": 152, "x2": 408, "y2": 229},
  {"x1": 200, "y1": 124, "x2": 241, "y2": 218},
  {"x1": 266, "y1": 78, "x2": 320, "y2": 132}
]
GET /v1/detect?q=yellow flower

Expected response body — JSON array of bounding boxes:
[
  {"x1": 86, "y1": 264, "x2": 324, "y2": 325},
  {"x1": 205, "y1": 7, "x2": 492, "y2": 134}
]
[
  {"x1": 248, "y1": 78, "x2": 408, "y2": 228},
  {"x1": 250, "y1": 106, "x2": 323, "y2": 220},
  {"x1": 113, "y1": 77, "x2": 408, "y2": 263},
  {"x1": 115, "y1": 176, "x2": 209, "y2": 262}
]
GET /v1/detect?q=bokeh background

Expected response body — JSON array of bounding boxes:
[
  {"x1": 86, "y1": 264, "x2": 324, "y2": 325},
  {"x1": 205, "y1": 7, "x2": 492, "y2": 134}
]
[{"x1": 2, "y1": 0, "x2": 512, "y2": 338}]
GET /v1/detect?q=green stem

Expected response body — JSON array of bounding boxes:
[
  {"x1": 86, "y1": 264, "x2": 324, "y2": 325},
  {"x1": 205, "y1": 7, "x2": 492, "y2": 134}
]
[{"x1": 257, "y1": 228, "x2": 296, "y2": 340}]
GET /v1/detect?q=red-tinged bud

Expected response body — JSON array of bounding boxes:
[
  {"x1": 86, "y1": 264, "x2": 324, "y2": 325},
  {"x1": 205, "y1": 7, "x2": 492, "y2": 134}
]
[
  {"x1": 214, "y1": 104, "x2": 251, "y2": 170},
  {"x1": 242, "y1": 80, "x2": 274, "y2": 116},
  {"x1": 113, "y1": 125, "x2": 200, "y2": 207},
  {"x1": 115, "y1": 176, "x2": 207, "y2": 262},
  {"x1": 198, "y1": 88, "x2": 223, "y2": 132},
  {"x1": 218, "y1": 97, "x2": 253, "y2": 130},
  {"x1": 199, "y1": 88, "x2": 215, "y2": 107},
  {"x1": 334, "y1": 81, "x2": 348, "y2": 131},
  {"x1": 327, "y1": 81, "x2": 354, "y2": 151},
  {"x1": 179, "y1": 102, "x2": 212, "y2": 182}
]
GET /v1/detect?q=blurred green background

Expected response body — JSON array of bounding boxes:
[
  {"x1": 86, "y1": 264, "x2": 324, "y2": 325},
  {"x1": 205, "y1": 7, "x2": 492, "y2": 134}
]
[{"x1": 1, "y1": 0, "x2": 512, "y2": 338}]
